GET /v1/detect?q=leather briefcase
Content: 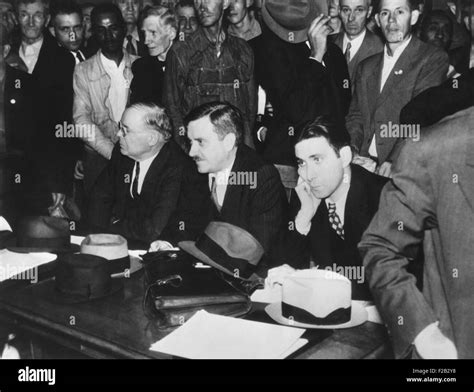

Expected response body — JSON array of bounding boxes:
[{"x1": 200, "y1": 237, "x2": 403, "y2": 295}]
[{"x1": 141, "y1": 251, "x2": 258, "y2": 328}]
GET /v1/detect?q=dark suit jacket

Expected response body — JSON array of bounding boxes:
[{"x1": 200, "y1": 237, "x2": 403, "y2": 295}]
[
  {"x1": 162, "y1": 144, "x2": 289, "y2": 272},
  {"x1": 11, "y1": 34, "x2": 78, "y2": 195},
  {"x1": 400, "y1": 67, "x2": 474, "y2": 128},
  {"x1": 346, "y1": 36, "x2": 449, "y2": 165},
  {"x1": 359, "y1": 107, "x2": 474, "y2": 359},
  {"x1": 130, "y1": 55, "x2": 165, "y2": 105},
  {"x1": 254, "y1": 23, "x2": 351, "y2": 165},
  {"x1": 285, "y1": 164, "x2": 388, "y2": 300},
  {"x1": 88, "y1": 141, "x2": 193, "y2": 244},
  {"x1": 332, "y1": 29, "x2": 384, "y2": 88}
]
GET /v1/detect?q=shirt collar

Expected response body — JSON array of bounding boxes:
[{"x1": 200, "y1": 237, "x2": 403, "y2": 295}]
[
  {"x1": 343, "y1": 28, "x2": 366, "y2": 51},
  {"x1": 100, "y1": 52, "x2": 125, "y2": 70},
  {"x1": 20, "y1": 37, "x2": 44, "y2": 56},
  {"x1": 209, "y1": 154, "x2": 236, "y2": 185},
  {"x1": 384, "y1": 34, "x2": 412, "y2": 60}
]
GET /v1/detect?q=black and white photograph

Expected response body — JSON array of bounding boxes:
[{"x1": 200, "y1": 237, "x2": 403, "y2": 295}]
[{"x1": 0, "y1": 0, "x2": 473, "y2": 386}]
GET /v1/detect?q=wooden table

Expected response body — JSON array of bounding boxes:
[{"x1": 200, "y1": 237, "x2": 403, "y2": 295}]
[{"x1": 0, "y1": 270, "x2": 393, "y2": 359}]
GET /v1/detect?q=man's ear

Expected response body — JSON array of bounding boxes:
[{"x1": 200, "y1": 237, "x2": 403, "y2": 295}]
[
  {"x1": 339, "y1": 146, "x2": 352, "y2": 167},
  {"x1": 168, "y1": 26, "x2": 177, "y2": 41},
  {"x1": 375, "y1": 13, "x2": 381, "y2": 28},
  {"x1": 49, "y1": 26, "x2": 55, "y2": 37},
  {"x1": 246, "y1": 0, "x2": 254, "y2": 8},
  {"x1": 45, "y1": 15, "x2": 51, "y2": 29},
  {"x1": 223, "y1": 0, "x2": 231, "y2": 11},
  {"x1": 367, "y1": 6, "x2": 373, "y2": 19},
  {"x1": 3, "y1": 44, "x2": 11, "y2": 59},
  {"x1": 410, "y1": 9, "x2": 420, "y2": 26},
  {"x1": 223, "y1": 132, "x2": 237, "y2": 151},
  {"x1": 148, "y1": 131, "x2": 161, "y2": 146}
]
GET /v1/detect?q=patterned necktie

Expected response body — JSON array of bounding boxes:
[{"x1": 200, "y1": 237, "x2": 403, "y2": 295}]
[
  {"x1": 126, "y1": 35, "x2": 137, "y2": 56},
  {"x1": 345, "y1": 41, "x2": 352, "y2": 64},
  {"x1": 132, "y1": 161, "x2": 140, "y2": 199},
  {"x1": 211, "y1": 176, "x2": 222, "y2": 213},
  {"x1": 327, "y1": 202, "x2": 345, "y2": 239}
]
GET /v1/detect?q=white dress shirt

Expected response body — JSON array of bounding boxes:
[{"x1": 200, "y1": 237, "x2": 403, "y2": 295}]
[
  {"x1": 342, "y1": 29, "x2": 366, "y2": 62},
  {"x1": 130, "y1": 151, "x2": 160, "y2": 197},
  {"x1": 369, "y1": 36, "x2": 412, "y2": 157},
  {"x1": 19, "y1": 37, "x2": 43, "y2": 74},
  {"x1": 100, "y1": 53, "x2": 128, "y2": 123},
  {"x1": 71, "y1": 50, "x2": 86, "y2": 65}
]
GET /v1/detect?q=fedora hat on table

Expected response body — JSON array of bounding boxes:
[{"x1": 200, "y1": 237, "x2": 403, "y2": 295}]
[
  {"x1": 6, "y1": 216, "x2": 80, "y2": 253},
  {"x1": 262, "y1": 0, "x2": 328, "y2": 43},
  {"x1": 265, "y1": 269, "x2": 368, "y2": 329},
  {"x1": 80, "y1": 234, "x2": 142, "y2": 278},
  {"x1": 51, "y1": 253, "x2": 123, "y2": 304},
  {"x1": 178, "y1": 222, "x2": 264, "y2": 282}
]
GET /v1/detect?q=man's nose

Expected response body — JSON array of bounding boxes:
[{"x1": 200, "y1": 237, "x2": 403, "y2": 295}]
[
  {"x1": 388, "y1": 12, "x2": 396, "y2": 23},
  {"x1": 348, "y1": 11, "x2": 355, "y2": 22},
  {"x1": 189, "y1": 143, "x2": 197, "y2": 157},
  {"x1": 28, "y1": 15, "x2": 35, "y2": 26},
  {"x1": 127, "y1": 0, "x2": 135, "y2": 10}
]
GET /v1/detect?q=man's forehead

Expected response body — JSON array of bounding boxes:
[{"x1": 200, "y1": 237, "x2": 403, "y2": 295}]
[
  {"x1": 142, "y1": 15, "x2": 165, "y2": 30},
  {"x1": 94, "y1": 13, "x2": 120, "y2": 26},
  {"x1": 188, "y1": 117, "x2": 216, "y2": 137},
  {"x1": 379, "y1": 0, "x2": 410, "y2": 10},
  {"x1": 55, "y1": 13, "x2": 82, "y2": 24},
  {"x1": 340, "y1": 0, "x2": 370, "y2": 8},
  {"x1": 18, "y1": 1, "x2": 45, "y2": 12},
  {"x1": 295, "y1": 137, "x2": 331, "y2": 157}
]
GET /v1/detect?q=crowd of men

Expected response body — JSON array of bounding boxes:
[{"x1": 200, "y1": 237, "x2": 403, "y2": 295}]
[{"x1": 0, "y1": 0, "x2": 473, "y2": 359}]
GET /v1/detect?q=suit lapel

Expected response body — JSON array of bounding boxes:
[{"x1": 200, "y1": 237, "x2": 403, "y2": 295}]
[
  {"x1": 344, "y1": 168, "x2": 370, "y2": 246},
  {"x1": 220, "y1": 147, "x2": 244, "y2": 216},
  {"x1": 367, "y1": 54, "x2": 383, "y2": 113},
  {"x1": 140, "y1": 143, "x2": 169, "y2": 196},
  {"x1": 311, "y1": 202, "x2": 332, "y2": 266},
  {"x1": 377, "y1": 37, "x2": 419, "y2": 108}
]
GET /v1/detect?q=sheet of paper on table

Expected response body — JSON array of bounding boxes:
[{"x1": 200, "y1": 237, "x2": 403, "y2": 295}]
[
  {"x1": 0, "y1": 250, "x2": 57, "y2": 282},
  {"x1": 150, "y1": 310, "x2": 307, "y2": 359}
]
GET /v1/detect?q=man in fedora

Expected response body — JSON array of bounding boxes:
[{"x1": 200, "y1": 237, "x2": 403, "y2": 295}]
[
  {"x1": 151, "y1": 102, "x2": 288, "y2": 273},
  {"x1": 87, "y1": 102, "x2": 194, "y2": 245},
  {"x1": 163, "y1": 0, "x2": 257, "y2": 150},
  {"x1": 359, "y1": 106, "x2": 474, "y2": 359},
  {"x1": 255, "y1": 0, "x2": 351, "y2": 165},
  {"x1": 266, "y1": 117, "x2": 388, "y2": 300},
  {"x1": 345, "y1": 0, "x2": 449, "y2": 178},
  {"x1": 331, "y1": 0, "x2": 383, "y2": 87}
]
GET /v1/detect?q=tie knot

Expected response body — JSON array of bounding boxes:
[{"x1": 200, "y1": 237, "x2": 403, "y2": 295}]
[
  {"x1": 328, "y1": 202, "x2": 336, "y2": 214},
  {"x1": 127, "y1": 35, "x2": 133, "y2": 41},
  {"x1": 346, "y1": 42, "x2": 352, "y2": 50}
]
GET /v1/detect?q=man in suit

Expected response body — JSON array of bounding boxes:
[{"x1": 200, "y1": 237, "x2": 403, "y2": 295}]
[
  {"x1": 400, "y1": 67, "x2": 474, "y2": 128},
  {"x1": 114, "y1": 0, "x2": 147, "y2": 56},
  {"x1": 130, "y1": 5, "x2": 177, "y2": 106},
  {"x1": 88, "y1": 103, "x2": 192, "y2": 244},
  {"x1": 359, "y1": 106, "x2": 474, "y2": 359},
  {"x1": 151, "y1": 102, "x2": 288, "y2": 273},
  {"x1": 332, "y1": 0, "x2": 384, "y2": 88},
  {"x1": 73, "y1": 3, "x2": 138, "y2": 197},
  {"x1": 0, "y1": 23, "x2": 36, "y2": 223},
  {"x1": 346, "y1": 0, "x2": 449, "y2": 178},
  {"x1": 11, "y1": 0, "x2": 77, "y2": 215},
  {"x1": 255, "y1": 0, "x2": 351, "y2": 165},
  {"x1": 266, "y1": 117, "x2": 388, "y2": 300}
]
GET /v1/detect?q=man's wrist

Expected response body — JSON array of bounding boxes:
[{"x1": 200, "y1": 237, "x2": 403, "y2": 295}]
[{"x1": 295, "y1": 211, "x2": 312, "y2": 235}]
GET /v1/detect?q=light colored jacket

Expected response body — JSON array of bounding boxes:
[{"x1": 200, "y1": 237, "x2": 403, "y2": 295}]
[{"x1": 73, "y1": 49, "x2": 138, "y2": 159}]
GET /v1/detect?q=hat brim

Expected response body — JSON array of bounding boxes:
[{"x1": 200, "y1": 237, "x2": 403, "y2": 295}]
[
  {"x1": 111, "y1": 255, "x2": 143, "y2": 278},
  {"x1": 265, "y1": 301, "x2": 368, "y2": 329},
  {"x1": 49, "y1": 278, "x2": 124, "y2": 305},
  {"x1": 8, "y1": 243, "x2": 81, "y2": 254},
  {"x1": 261, "y1": 1, "x2": 327, "y2": 44},
  {"x1": 178, "y1": 241, "x2": 253, "y2": 282}
]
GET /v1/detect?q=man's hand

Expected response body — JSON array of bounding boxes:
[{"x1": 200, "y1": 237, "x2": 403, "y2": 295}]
[
  {"x1": 74, "y1": 160, "x2": 84, "y2": 180},
  {"x1": 414, "y1": 323, "x2": 458, "y2": 359},
  {"x1": 376, "y1": 161, "x2": 393, "y2": 178},
  {"x1": 265, "y1": 264, "x2": 296, "y2": 287},
  {"x1": 149, "y1": 240, "x2": 175, "y2": 252},
  {"x1": 307, "y1": 14, "x2": 333, "y2": 63},
  {"x1": 295, "y1": 177, "x2": 321, "y2": 219},
  {"x1": 328, "y1": 2, "x2": 341, "y2": 35}
]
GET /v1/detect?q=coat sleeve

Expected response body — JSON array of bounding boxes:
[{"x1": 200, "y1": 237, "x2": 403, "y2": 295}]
[
  {"x1": 73, "y1": 66, "x2": 115, "y2": 160},
  {"x1": 358, "y1": 139, "x2": 439, "y2": 359},
  {"x1": 345, "y1": 64, "x2": 365, "y2": 153},
  {"x1": 400, "y1": 68, "x2": 474, "y2": 128}
]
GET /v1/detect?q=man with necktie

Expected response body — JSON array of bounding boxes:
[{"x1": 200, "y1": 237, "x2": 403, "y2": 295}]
[
  {"x1": 266, "y1": 117, "x2": 388, "y2": 300},
  {"x1": 150, "y1": 101, "x2": 288, "y2": 276},
  {"x1": 130, "y1": 5, "x2": 177, "y2": 105},
  {"x1": 114, "y1": 0, "x2": 147, "y2": 56},
  {"x1": 88, "y1": 102, "x2": 192, "y2": 244}
]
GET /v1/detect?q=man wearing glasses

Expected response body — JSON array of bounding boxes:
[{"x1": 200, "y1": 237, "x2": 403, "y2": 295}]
[{"x1": 88, "y1": 103, "x2": 194, "y2": 244}]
